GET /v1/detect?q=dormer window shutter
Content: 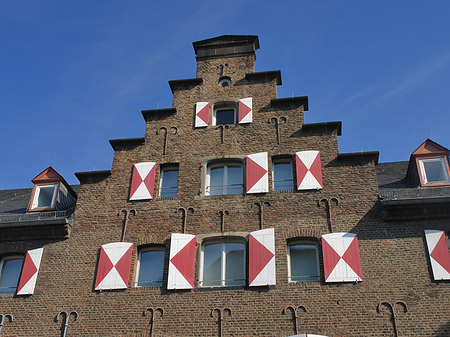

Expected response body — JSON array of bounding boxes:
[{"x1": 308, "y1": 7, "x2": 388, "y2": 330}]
[
  {"x1": 249, "y1": 228, "x2": 276, "y2": 286},
  {"x1": 16, "y1": 248, "x2": 44, "y2": 295},
  {"x1": 322, "y1": 233, "x2": 363, "y2": 283},
  {"x1": 295, "y1": 150, "x2": 323, "y2": 190},
  {"x1": 238, "y1": 97, "x2": 252, "y2": 124},
  {"x1": 167, "y1": 233, "x2": 197, "y2": 289},
  {"x1": 424, "y1": 230, "x2": 450, "y2": 280},
  {"x1": 95, "y1": 242, "x2": 133, "y2": 290},
  {"x1": 246, "y1": 152, "x2": 269, "y2": 194},
  {"x1": 129, "y1": 162, "x2": 157, "y2": 200},
  {"x1": 195, "y1": 102, "x2": 210, "y2": 127}
]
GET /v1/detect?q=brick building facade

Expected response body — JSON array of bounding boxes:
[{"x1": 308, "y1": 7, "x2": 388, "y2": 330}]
[{"x1": 1, "y1": 35, "x2": 450, "y2": 336}]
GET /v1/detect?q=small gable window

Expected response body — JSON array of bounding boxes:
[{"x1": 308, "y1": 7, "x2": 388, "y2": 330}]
[
  {"x1": 136, "y1": 248, "x2": 165, "y2": 287},
  {"x1": 159, "y1": 166, "x2": 179, "y2": 198},
  {"x1": 287, "y1": 242, "x2": 320, "y2": 282},
  {"x1": 418, "y1": 157, "x2": 450, "y2": 185},
  {"x1": 207, "y1": 162, "x2": 243, "y2": 196},
  {"x1": 31, "y1": 184, "x2": 58, "y2": 210},
  {"x1": 213, "y1": 102, "x2": 237, "y2": 126},
  {"x1": 200, "y1": 239, "x2": 246, "y2": 287},
  {"x1": 273, "y1": 160, "x2": 294, "y2": 191},
  {"x1": 0, "y1": 256, "x2": 24, "y2": 294}
]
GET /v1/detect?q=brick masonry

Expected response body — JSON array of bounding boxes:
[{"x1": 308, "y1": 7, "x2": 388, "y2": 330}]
[{"x1": 1, "y1": 35, "x2": 450, "y2": 336}]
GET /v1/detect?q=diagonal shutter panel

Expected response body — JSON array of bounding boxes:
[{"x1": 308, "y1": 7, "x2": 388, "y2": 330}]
[
  {"x1": 129, "y1": 162, "x2": 157, "y2": 200},
  {"x1": 424, "y1": 230, "x2": 450, "y2": 280},
  {"x1": 238, "y1": 97, "x2": 252, "y2": 124},
  {"x1": 16, "y1": 248, "x2": 44, "y2": 295},
  {"x1": 249, "y1": 228, "x2": 276, "y2": 286},
  {"x1": 95, "y1": 242, "x2": 133, "y2": 290},
  {"x1": 195, "y1": 102, "x2": 210, "y2": 127},
  {"x1": 168, "y1": 233, "x2": 196, "y2": 289},
  {"x1": 322, "y1": 233, "x2": 362, "y2": 283},
  {"x1": 246, "y1": 152, "x2": 269, "y2": 194},
  {"x1": 295, "y1": 151, "x2": 323, "y2": 190}
]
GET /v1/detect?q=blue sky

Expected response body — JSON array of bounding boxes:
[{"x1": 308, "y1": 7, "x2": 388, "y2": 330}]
[{"x1": 1, "y1": 1, "x2": 450, "y2": 189}]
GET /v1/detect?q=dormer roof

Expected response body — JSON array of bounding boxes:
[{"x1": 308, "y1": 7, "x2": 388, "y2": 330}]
[{"x1": 193, "y1": 35, "x2": 260, "y2": 60}]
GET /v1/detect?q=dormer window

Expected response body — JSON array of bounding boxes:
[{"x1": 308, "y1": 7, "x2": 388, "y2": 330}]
[
  {"x1": 31, "y1": 184, "x2": 58, "y2": 210},
  {"x1": 418, "y1": 157, "x2": 450, "y2": 185},
  {"x1": 28, "y1": 166, "x2": 77, "y2": 212}
]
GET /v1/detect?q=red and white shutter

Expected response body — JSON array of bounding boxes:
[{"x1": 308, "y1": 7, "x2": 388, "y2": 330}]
[
  {"x1": 249, "y1": 228, "x2": 276, "y2": 286},
  {"x1": 246, "y1": 152, "x2": 268, "y2": 194},
  {"x1": 238, "y1": 97, "x2": 252, "y2": 124},
  {"x1": 129, "y1": 162, "x2": 157, "y2": 200},
  {"x1": 95, "y1": 242, "x2": 133, "y2": 290},
  {"x1": 195, "y1": 102, "x2": 210, "y2": 127},
  {"x1": 322, "y1": 233, "x2": 362, "y2": 283},
  {"x1": 295, "y1": 151, "x2": 323, "y2": 190},
  {"x1": 424, "y1": 230, "x2": 450, "y2": 280},
  {"x1": 167, "y1": 233, "x2": 197, "y2": 289},
  {"x1": 16, "y1": 248, "x2": 43, "y2": 295}
]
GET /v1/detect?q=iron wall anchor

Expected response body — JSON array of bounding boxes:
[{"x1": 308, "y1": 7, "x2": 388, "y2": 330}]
[
  {"x1": 177, "y1": 207, "x2": 195, "y2": 233},
  {"x1": 56, "y1": 311, "x2": 78, "y2": 337},
  {"x1": 118, "y1": 208, "x2": 136, "y2": 242},
  {"x1": 283, "y1": 305, "x2": 307, "y2": 335},
  {"x1": 144, "y1": 307, "x2": 164, "y2": 337},
  {"x1": 218, "y1": 209, "x2": 230, "y2": 232},
  {"x1": 0, "y1": 314, "x2": 13, "y2": 335},
  {"x1": 157, "y1": 126, "x2": 178, "y2": 155},
  {"x1": 211, "y1": 307, "x2": 231, "y2": 337},
  {"x1": 377, "y1": 301, "x2": 408, "y2": 337},
  {"x1": 318, "y1": 197, "x2": 339, "y2": 233},
  {"x1": 216, "y1": 125, "x2": 229, "y2": 144},
  {"x1": 268, "y1": 116, "x2": 287, "y2": 144},
  {"x1": 253, "y1": 201, "x2": 271, "y2": 230}
]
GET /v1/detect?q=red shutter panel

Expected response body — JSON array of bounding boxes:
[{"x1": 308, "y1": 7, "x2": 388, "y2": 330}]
[
  {"x1": 424, "y1": 230, "x2": 450, "y2": 280},
  {"x1": 167, "y1": 233, "x2": 196, "y2": 289},
  {"x1": 322, "y1": 233, "x2": 362, "y2": 283},
  {"x1": 246, "y1": 152, "x2": 269, "y2": 193},
  {"x1": 195, "y1": 102, "x2": 210, "y2": 127},
  {"x1": 249, "y1": 228, "x2": 276, "y2": 286},
  {"x1": 238, "y1": 97, "x2": 252, "y2": 124},
  {"x1": 95, "y1": 242, "x2": 133, "y2": 290},
  {"x1": 129, "y1": 162, "x2": 157, "y2": 200},
  {"x1": 295, "y1": 151, "x2": 323, "y2": 190},
  {"x1": 16, "y1": 248, "x2": 44, "y2": 295}
]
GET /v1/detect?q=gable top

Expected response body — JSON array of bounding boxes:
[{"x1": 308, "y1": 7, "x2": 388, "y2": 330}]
[
  {"x1": 411, "y1": 139, "x2": 450, "y2": 157},
  {"x1": 32, "y1": 166, "x2": 77, "y2": 198},
  {"x1": 193, "y1": 35, "x2": 260, "y2": 60}
]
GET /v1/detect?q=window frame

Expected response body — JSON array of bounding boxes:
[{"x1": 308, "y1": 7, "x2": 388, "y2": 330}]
[
  {"x1": 159, "y1": 165, "x2": 179, "y2": 198},
  {"x1": 212, "y1": 101, "x2": 237, "y2": 126},
  {"x1": 0, "y1": 255, "x2": 24, "y2": 295},
  {"x1": 205, "y1": 161, "x2": 244, "y2": 196},
  {"x1": 417, "y1": 156, "x2": 450, "y2": 186},
  {"x1": 199, "y1": 238, "x2": 246, "y2": 288},
  {"x1": 135, "y1": 246, "x2": 166, "y2": 288},
  {"x1": 287, "y1": 240, "x2": 320, "y2": 283},
  {"x1": 272, "y1": 159, "x2": 294, "y2": 191},
  {"x1": 29, "y1": 183, "x2": 59, "y2": 211}
]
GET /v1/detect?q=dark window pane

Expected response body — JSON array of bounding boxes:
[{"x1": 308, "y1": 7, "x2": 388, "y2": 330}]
[
  {"x1": 160, "y1": 169, "x2": 178, "y2": 198},
  {"x1": 203, "y1": 243, "x2": 222, "y2": 286},
  {"x1": 137, "y1": 250, "x2": 165, "y2": 287},
  {"x1": 37, "y1": 185, "x2": 56, "y2": 208},
  {"x1": 225, "y1": 243, "x2": 245, "y2": 286},
  {"x1": 216, "y1": 109, "x2": 235, "y2": 125},
  {"x1": 422, "y1": 159, "x2": 449, "y2": 183},
  {"x1": 273, "y1": 162, "x2": 293, "y2": 191},
  {"x1": 290, "y1": 244, "x2": 319, "y2": 282},
  {"x1": 0, "y1": 257, "x2": 24, "y2": 294}
]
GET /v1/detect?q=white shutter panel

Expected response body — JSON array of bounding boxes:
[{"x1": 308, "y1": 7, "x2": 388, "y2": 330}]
[
  {"x1": 95, "y1": 242, "x2": 133, "y2": 290},
  {"x1": 168, "y1": 233, "x2": 197, "y2": 289},
  {"x1": 129, "y1": 162, "x2": 157, "y2": 200},
  {"x1": 16, "y1": 248, "x2": 44, "y2": 295},
  {"x1": 195, "y1": 102, "x2": 210, "y2": 127},
  {"x1": 424, "y1": 230, "x2": 450, "y2": 280},
  {"x1": 246, "y1": 152, "x2": 269, "y2": 194},
  {"x1": 322, "y1": 233, "x2": 362, "y2": 283},
  {"x1": 249, "y1": 228, "x2": 276, "y2": 286},
  {"x1": 238, "y1": 97, "x2": 252, "y2": 124},
  {"x1": 295, "y1": 151, "x2": 323, "y2": 190}
]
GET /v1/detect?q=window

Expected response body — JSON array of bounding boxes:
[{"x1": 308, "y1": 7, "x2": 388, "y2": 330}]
[
  {"x1": 206, "y1": 163, "x2": 243, "y2": 195},
  {"x1": 200, "y1": 240, "x2": 245, "y2": 287},
  {"x1": 0, "y1": 256, "x2": 24, "y2": 294},
  {"x1": 218, "y1": 77, "x2": 231, "y2": 87},
  {"x1": 135, "y1": 248, "x2": 165, "y2": 287},
  {"x1": 418, "y1": 157, "x2": 450, "y2": 185},
  {"x1": 213, "y1": 102, "x2": 237, "y2": 125},
  {"x1": 31, "y1": 184, "x2": 58, "y2": 210},
  {"x1": 159, "y1": 166, "x2": 179, "y2": 198},
  {"x1": 273, "y1": 160, "x2": 293, "y2": 191},
  {"x1": 287, "y1": 242, "x2": 320, "y2": 282}
]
